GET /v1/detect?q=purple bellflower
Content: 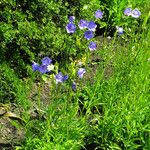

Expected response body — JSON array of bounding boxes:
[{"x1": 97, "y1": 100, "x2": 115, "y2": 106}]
[
  {"x1": 124, "y1": 8, "x2": 132, "y2": 16},
  {"x1": 32, "y1": 62, "x2": 39, "y2": 71},
  {"x1": 87, "y1": 21, "x2": 97, "y2": 32},
  {"x1": 66, "y1": 23, "x2": 76, "y2": 33},
  {"x1": 89, "y1": 42, "x2": 97, "y2": 51},
  {"x1": 72, "y1": 82, "x2": 76, "y2": 91},
  {"x1": 116, "y1": 26, "x2": 124, "y2": 35},
  {"x1": 78, "y1": 19, "x2": 88, "y2": 29},
  {"x1": 41, "y1": 57, "x2": 52, "y2": 66},
  {"x1": 55, "y1": 72, "x2": 68, "y2": 83},
  {"x1": 38, "y1": 64, "x2": 48, "y2": 74},
  {"x1": 84, "y1": 30, "x2": 94, "y2": 40},
  {"x1": 95, "y1": 10, "x2": 103, "y2": 19},
  {"x1": 77, "y1": 68, "x2": 86, "y2": 79},
  {"x1": 63, "y1": 74, "x2": 69, "y2": 82},
  {"x1": 69, "y1": 16, "x2": 75, "y2": 22},
  {"x1": 131, "y1": 9, "x2": 141, "y2": 18}
]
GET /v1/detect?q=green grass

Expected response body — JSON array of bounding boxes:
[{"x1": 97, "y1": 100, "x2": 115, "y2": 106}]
[{"x1": 13, "y1": 27, "x2": 149, "y2": 150}]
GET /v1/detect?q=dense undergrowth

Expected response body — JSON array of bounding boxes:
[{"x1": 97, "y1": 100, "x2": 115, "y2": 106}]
[{"x1": 0, "y1": 0, "x2": 150, "y2": 150}]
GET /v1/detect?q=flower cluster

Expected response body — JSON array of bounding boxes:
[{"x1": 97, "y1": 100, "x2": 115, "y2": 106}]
[
  {"x1": 32, "y1": 7, "x2": 142, "y2": 90},
  {"x1": 32, "y1": 57, "x2": 53, "y2": 74},
  {"x1": 66, "y1": 9, "x2": 103, "y2": 51},
  {"x1": 124, "y1": 8, "x2": 141, "y2": 18},
  {"x1": 32, "y1": 56, "x2": 87, "y2": 86},
  {"x1": 55, "y1": 72, "x2": 68, "y2": 84},
  {"x1": 116, "y1": 7, "x2": 141, "y2": 35}
]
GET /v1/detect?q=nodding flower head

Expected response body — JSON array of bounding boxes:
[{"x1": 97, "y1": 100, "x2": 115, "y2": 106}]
[
  {"x1": 84, "y1": 30, "x2": 94, "y2": 40},
  {"x1": 116, "y1": 26, "x2": 124, "y2": 35},
  {"x1": 89, "y1": 42, "x2": 97, "y2": 51},
  {"x1": 41, "y1": 57, "x2": 52, "y2": 66},
  {"x1": 77, "y1": 68, "x2": 86, "y2": 79},
  {"x1": 95, "y1": 10, "x2": 103, "y2": 19},
  {"x1": 32, "y1": 62, "x2": 39, "y2": 71},
  {"x1": 55, "y1": 72, "x2": 68, "y2": 83},
  {"x1": 72, "y1": 82, "x2": 76, "y2": 91},
  {"x1": 38, "y1": 64, "x2": 48, "y2": 74},
  {"x1": 78, "y1": 19, "x2": 88, "y2": 29},
  {"x1": 131, "y1": 9, "x2": 141, "y2": 18},
  {"x1": 124, "y1": 8, "x2": 132, "y2": 16},
  {"x1": 69, "y1": 16, "x2": 75, "y2": 22},
  {"x1": 87, "y1": 21, "x2": 97, "y2": 32},
  {"x1": 66, "y1": 23, "x2": 76, "y2": 33}
]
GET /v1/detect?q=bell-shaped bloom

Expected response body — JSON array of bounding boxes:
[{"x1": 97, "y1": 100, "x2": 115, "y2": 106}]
[
  {"x1": 124, "y1": 8, "x2": 132, "y2": 16},
  {"x1": 84, "y1": 30, "x2": 94, "y2": 40},
  {"x1": 89, "y1": 42, "x2": 97, "y2": 51},
  {"x1": 131, "y1": 9, "x2": 141, "y2": 18},
  {"x1": 32, "y1": 62, "x2": 39, "y2": 71},
  {"x1": 38, "y1": 64, "x2": 48, "y2": 74},
  {"x1": 72, "y1": 82, "x2": 76, "y2": 91},
  {"x1": 87, "y1": 21, "x2": 97, "y2": 31},
  {"x1": 66, "y1": 23, "x2": 76, "y2": 33},
  {"x1": 95, "y1": 10, "x2": 103, "y2": 19},
  {"x1": 77, "y1": 68, "x2": 86, "y2": 79},
  {"x1": 69, "y1": 16, "x2": 75, "y2": 22},
  {"x1": 55, "y1": 72, "x2": 68, "y2": 83},
  {"x1": 41, "y1": 57, "x2": 52, "y2": 66},
  {"x1": 63, "y1": 74, "x2": 69, "y2": 82},
  {"x1": 78, "y1": 19, "x2": 88, "y2": 29},
  {"x1": 116, "y1": 26, "x2": 124, "y2": 35}
]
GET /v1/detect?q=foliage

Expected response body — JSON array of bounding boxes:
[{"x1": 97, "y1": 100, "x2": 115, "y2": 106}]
[
  {"x1": 0, "y1": 63, "x2": 31, "y2": 109},
  {"x1": 0, "y1": 0, "x2": 150, "y2": 149}
]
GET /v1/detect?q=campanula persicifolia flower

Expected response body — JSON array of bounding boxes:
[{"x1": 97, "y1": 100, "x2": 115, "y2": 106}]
[
  {"x1": 124, "y1": 8, "x2": 132, "y2": 16},
  {"x1": 116, "y1": 26, "x2": 124, "y2": 35},
  {"x1": 131, "y1": 9, "x2": 141, "y2": 18},
  {"x1": 69, "y1": 16, "x2": 75, "y2": 22},
  {"x1": 55, "y1": 72, "x2": 68, "y2": 83},
  {"x1": 87, "y1": 21, "x2": 97, "y2": 31},
  {"x1": 38, "y1": 64, "x2": 48, "y2": 74},
  {"x1": 95, "y1": 10, "x2": 103, "y2": 19},
  {"x1": 78, "y1": 19, "x2": 88, "y2": 29},
  {"x1": 63, "y1": 74, "x2": 69, "y2": 82},
  {"x1": 41, "y1": 57, "x2": 52, "y2": 66},
  {"x1": 84, "y1": 30, "x2": 94, "y2": 40},
  {"x1": 89, "y1": 42, "x2": 97, "y2": 51},
  {"x1": 32, "y1": 62, "x2": 39, "y2": 71},
  {"x1": 72, "y1": 82, "x2": 76, "y2": 91},
  {"x1": 55, "y1": 72, "x2": 64, "y2": 83},
  {"x1": 77, "y1": 68, "x2": 86, "y2": 79},
  {"x1": 66, "y1": 23, "x2": 76, "y2": 33}
]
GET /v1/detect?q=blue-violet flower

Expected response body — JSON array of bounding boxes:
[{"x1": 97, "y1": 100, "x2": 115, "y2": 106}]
[
  {"x1": 38, "y1": 64, "x2": 48, "y2": 74},
  {"x1": 89, "y1": 42, "x2": 97, "y2": 51},
  {"x1": 41, "y1": 57, "x2": 52, "y2": 66},
  {"x1": 72, "y1": 82, "x2": 76, "y2": 91},
  {"x1": 32, "y1": 62, "x2": 39, "y2": 71},
  {"x1": 69, "y1": 16, "x2": 75, "y2": 22},
  {"x1": 116, "y1": 26, "x2": 124, "y2": 35},
  {"x1": 77, "y1": 68, "x2": 86, "y2": 79},
  {"x1": 95, "y1": 10, "x2": 103, "y2": 19},
  {"x1": 88, "y1": 21, "x2": 97, "y2": 31},
  {"x1": 124, "y1": 8, "x2": 132, "y2": 16},
  {"x1": 55, "y1": 72, "x2": 68, "y2": 83},
  {"x1": 66, "y1": 23, "x2": 76, "y2": 33},
  {"x1": 131, "y1": 9, "x2": 141, "y2": 18},
  {"x1": 78, "y1": 19, "x2": 88, "y2": 29},
  {"x1": 84, "y1": 30, "x2": 94, "y2": 40}
]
